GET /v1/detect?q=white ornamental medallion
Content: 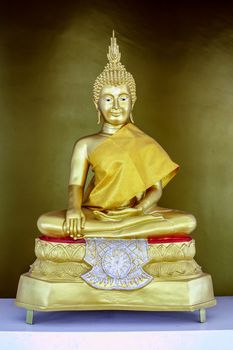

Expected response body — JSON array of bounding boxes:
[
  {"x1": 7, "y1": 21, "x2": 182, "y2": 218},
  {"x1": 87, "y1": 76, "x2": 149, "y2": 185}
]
[
  {"x1": 82, "y1": 238, "x2": 152, "y2": 290},
  {"x1": 102, "y1": 247, "x2": 132, "y2": 278}
]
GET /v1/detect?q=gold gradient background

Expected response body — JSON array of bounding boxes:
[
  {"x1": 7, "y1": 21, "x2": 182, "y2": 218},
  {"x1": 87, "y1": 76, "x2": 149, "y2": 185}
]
[{"x1": 0, "y1": 1, "x2": 233, "y2": 296}]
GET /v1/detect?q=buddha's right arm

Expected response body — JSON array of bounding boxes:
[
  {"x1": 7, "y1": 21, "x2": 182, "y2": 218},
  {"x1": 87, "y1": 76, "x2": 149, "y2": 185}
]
[
  {"x1": 65, "y1": 139, "x2": 90, "y2": 238},
  {"x1": 67, "y1": 184, "x2": 83, "y2": 210}
]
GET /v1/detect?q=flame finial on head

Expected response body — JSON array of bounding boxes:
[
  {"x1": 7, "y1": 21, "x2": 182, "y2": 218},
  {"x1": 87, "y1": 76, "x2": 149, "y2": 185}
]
[
  {"x1": 107, "y1": 30, "x2": 121, "y2": 64},
  {"x1": 93, "y1": 31, "x2": 136, "y2": 105}
]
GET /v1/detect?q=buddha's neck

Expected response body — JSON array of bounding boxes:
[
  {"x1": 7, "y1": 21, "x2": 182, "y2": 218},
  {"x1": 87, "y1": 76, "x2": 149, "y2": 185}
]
[{"x1": 100, "y1": 122, "x2": 126, "y2": 135}]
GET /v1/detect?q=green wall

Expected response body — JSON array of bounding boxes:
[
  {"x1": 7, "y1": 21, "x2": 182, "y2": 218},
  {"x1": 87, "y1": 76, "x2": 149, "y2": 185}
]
[{"x1": 1, "y1": 1, "x2": 233, "y2": 296}]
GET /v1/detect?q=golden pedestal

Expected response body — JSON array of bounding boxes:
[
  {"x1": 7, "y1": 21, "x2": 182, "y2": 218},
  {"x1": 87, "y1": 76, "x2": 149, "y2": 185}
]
[{"x1": 15, "y1": 237, "x2": 216, "y2": 323}]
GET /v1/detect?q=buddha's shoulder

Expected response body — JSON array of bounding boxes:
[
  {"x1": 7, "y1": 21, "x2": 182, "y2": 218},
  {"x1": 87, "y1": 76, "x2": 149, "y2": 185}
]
[{"x1": 73, "y1": 133, "x2": 104, "y2": 154}]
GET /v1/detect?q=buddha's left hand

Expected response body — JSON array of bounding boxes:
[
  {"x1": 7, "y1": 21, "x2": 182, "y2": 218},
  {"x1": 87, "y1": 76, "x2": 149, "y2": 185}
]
[
  {"x1": 93, "y1": 207, "x2": 143, "y2": 221},
  {"x1": 108, "y1": 207, "x2": 143, "y2": 215}
]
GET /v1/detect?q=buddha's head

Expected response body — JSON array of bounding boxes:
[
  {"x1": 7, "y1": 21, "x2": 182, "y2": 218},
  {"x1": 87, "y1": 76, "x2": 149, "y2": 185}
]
[{"x1": 93, "y1": 31, "x2": 136, "y2": 125}]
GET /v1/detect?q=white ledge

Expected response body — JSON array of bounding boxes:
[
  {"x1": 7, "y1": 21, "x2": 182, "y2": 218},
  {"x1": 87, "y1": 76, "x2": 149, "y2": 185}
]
[{"x1": 0, "y1": 297, "x2": 232, "y2": 350}]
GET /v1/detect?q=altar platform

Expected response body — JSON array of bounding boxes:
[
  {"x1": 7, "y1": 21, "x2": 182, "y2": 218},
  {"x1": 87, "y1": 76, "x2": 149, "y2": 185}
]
[{"x1": 0, "y1": 297, "x2": 232, "y2": 350}]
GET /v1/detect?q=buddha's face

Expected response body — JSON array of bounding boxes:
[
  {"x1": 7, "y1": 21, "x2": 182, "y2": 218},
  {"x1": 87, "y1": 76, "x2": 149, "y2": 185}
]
[{"x1": 97, "y1": 85, "x2": 133, "y2": 125}]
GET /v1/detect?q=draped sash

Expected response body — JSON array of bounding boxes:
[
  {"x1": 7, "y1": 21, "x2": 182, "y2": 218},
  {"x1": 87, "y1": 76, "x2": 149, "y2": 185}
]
[{"x1": 83, "y1": 123, "x2": 179, "y2": 210}]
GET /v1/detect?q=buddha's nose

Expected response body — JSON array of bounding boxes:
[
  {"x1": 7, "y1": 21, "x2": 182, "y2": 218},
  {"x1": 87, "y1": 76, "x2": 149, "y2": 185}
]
[{"x1": 113, "y1": 98, "x2": 119, "y2": 109}]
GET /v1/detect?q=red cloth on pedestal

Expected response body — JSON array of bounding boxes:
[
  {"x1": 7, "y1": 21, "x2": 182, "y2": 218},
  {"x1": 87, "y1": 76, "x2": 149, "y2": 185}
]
[{"x1": 39, "y1": 234, "x2": 192, "y2": 245}]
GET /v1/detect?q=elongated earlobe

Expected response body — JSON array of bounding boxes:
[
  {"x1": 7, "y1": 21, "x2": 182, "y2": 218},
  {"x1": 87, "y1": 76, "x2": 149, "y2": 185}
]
[
  {"x1": 97, "y1": 111, "x2": 101, "y2": 124},
  {"x1": 93, "y1": 100, "x2": 101, "y2": 124},
  {"x1": 130, "y1": 112, "x2": 134, "y2": 124}
]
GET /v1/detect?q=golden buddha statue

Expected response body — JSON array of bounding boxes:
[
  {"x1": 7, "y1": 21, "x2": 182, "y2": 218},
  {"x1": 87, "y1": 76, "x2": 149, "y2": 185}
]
[
  {"x1": 15, "y1": 32, "x2": 215, "y2": 324},
  {"x1": 37, "y1": 31, "x2": 196, "y2": 241}
]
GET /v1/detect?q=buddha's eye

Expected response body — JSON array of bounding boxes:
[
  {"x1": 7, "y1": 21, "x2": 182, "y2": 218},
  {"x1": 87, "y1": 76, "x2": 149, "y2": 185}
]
[
  {"x1": 105, "y1": 96, "x2": 112, "y2": 102},
  {"x1": 119, "y1": 96, "x2": 128, "y2": 101}
]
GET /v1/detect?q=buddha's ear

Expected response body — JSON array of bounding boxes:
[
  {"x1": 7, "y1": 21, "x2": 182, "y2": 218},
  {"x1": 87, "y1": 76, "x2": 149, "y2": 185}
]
[
  {"x1": 131, "y1": 96, "x2": 137, "y2": 109},
  {"x1": 130, "y1": 98, "x2": 136, "y2": 123},
  {"x1": 93, "y1": 100, "x2": 98, "y2": 110},
  {"x1": 129, "y1": 112, "x2": 134, "y2": 123},
  {"x1": 93, "y1": 100, "x2": 102, "y2": 124}
]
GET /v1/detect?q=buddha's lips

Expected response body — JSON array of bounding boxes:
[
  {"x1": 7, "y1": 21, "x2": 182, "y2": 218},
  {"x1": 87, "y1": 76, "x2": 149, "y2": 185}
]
[{"x1": 111, "y1": 110, "x2": 122, "y2": 116}]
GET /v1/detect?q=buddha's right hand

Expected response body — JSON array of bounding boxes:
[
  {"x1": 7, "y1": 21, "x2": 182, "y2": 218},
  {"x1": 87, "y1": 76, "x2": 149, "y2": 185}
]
[{"x1": 63, "y1": 208, "x2": 86, "y2": 239}]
